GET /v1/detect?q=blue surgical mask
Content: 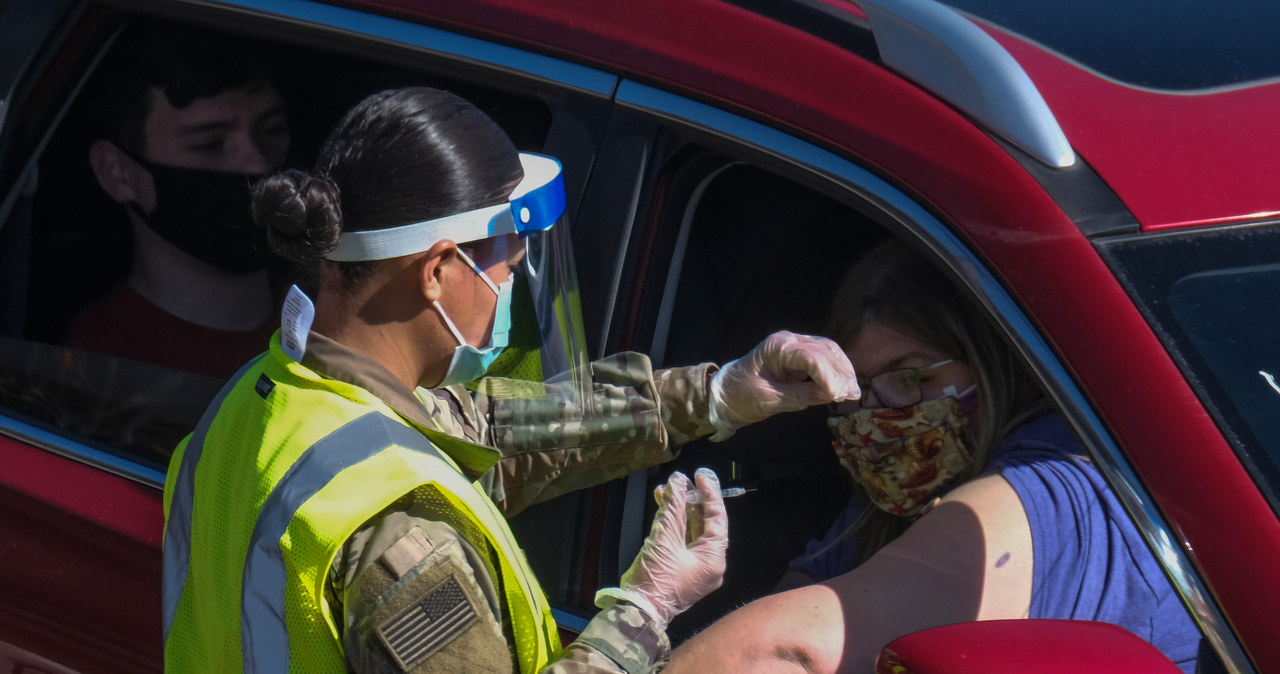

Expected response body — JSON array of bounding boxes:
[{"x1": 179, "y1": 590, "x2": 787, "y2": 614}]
[{"x1": 432, "y1": 249, "x2": 513, "y2": 387}]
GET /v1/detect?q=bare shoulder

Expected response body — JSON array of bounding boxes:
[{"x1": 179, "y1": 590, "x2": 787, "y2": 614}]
[
  {"x1": 668, "y1": 473, "x2": 1035, "y2": 674},
  {"x1": 892, "y1": 472, "x2": 1033, "y2": 620}
]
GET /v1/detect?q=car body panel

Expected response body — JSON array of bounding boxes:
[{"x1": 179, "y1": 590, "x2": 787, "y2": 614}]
[
  {"x1": 984, "y1": 22, "x2": 1280, "y2": 231},
  {"x1": 0, "y1": 433, "x2": 163, "y2": 672}
]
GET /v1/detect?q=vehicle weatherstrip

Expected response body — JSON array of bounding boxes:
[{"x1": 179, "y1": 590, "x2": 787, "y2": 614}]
[
  {"x1": 162, "y1": 354, "x2": 266, "y2": 647},
  {"x1": 240, "y1": 412, "x2": 446, "y2": 672}
]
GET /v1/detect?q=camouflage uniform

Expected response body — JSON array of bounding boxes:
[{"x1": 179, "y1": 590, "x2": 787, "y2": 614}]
[{"x1": 301, "y1": 333, "x2": 717, "y2": 673}]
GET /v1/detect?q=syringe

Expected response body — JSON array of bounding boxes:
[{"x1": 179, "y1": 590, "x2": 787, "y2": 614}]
[{"x1": 685, "y1": 487, "x2": 755, "y2": 504}]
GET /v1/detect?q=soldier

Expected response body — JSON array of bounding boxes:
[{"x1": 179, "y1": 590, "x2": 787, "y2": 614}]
[{"x1": 162, "y1": 86, "x2": 858, "y2": 672}]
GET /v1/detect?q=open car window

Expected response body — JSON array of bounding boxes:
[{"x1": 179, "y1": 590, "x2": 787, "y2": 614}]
[{"x1": 644, "y1": 155, "x2": 882, "y2": 637}]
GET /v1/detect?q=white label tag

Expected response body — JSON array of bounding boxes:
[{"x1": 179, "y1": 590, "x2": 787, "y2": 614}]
[{"x1": 281, "y1": 285, "x2": 315, "y2": 362}]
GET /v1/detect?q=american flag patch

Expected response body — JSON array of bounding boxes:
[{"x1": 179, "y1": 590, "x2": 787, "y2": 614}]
[{"x1": 378, "y1": 577, "x2": 478, "y2": 669}]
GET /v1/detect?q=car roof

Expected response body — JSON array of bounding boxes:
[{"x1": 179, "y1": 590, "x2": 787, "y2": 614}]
[
  {"x1": 342, "y1": 0, "x2": 1280, "y2": 233},
  {"x1": 945, "y1": 0, "x2": 1280, "y2": 91},
  {"x1": 982, "y1": 20, "x2": 1280, "y2": 231}
]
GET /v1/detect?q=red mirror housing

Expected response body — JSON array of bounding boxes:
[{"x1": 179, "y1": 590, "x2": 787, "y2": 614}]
[{"x1": 876, "y1": 619, "x2": 1183, "y2": 674}]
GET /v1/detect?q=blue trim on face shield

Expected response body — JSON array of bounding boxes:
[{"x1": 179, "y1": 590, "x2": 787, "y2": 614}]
[
  {"x1": 326, "y1": 153, "x2": 565, "y2": 261},
  {"x1": 507, "y1": 154, "x2": 565, "y2": 235}
]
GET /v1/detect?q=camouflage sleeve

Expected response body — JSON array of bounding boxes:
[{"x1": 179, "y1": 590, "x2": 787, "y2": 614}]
[
  {"x1": 543, "y1": 603, "x2": 670, "y2": 674},
  {"x1": 418, "y1": 383, "x2": 488, "y2": 444},
  {"x1": 652, "y1": 363, "x2": 718, "y2": 446},
  {"x1": 331, "y1": 504, "x2": 667, "y2": 674},
  {"x1": 478, "y1": 352, "x2": 677, "y2": 516}
]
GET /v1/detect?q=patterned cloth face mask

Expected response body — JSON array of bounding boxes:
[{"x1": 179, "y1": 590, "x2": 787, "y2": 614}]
[{"x1": 828, "y1": 386, "x2": 976, "y2": 518}]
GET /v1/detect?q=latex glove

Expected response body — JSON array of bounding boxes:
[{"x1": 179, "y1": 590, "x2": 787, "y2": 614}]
[
  {"x1": 708, "y1": 330, "x2": 860, "y2": 440},
  {"x1": 595, "y1": 468, "x2": 728, "y2": 629}
]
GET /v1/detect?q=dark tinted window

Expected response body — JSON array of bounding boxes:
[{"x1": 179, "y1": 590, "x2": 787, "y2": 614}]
[
  {"x1": 945, "y1": 0, "x2": 1280, "y2": 90},
  {"x1": 1, "y1": 15, "x2": 553, "y2": 469},
  {"x1": 1098, "y1": 222, "x2": 1280, "y2": 510}
]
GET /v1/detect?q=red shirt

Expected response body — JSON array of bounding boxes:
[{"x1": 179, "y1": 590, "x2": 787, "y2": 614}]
[{"x1": 64, "y1": 283, "x2": 275, "y2": 380}]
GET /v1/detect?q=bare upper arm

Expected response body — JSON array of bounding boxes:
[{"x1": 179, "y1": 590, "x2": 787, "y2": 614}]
[{"x1": 668, "y1": 472, "x2": 1032, "y2": 674}]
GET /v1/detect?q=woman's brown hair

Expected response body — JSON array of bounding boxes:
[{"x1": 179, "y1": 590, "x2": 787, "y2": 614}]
[{"x1": 826, "y1": 238, "x2": 1047, "y2": 565}]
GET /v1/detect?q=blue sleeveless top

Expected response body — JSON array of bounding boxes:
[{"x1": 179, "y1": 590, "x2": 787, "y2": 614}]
[{"x1": 788, "y1": 413, "x2": 1199, "y2": 672}]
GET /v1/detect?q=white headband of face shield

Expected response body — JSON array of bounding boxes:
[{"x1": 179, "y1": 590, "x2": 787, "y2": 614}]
[{"x1": 324, "y1": 153, "x2": 564, "y2": 262}]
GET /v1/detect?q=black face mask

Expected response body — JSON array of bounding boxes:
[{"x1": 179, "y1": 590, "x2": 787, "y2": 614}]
[{"x1": 120, "y1": 146, "x2": 273, "y2": 273}]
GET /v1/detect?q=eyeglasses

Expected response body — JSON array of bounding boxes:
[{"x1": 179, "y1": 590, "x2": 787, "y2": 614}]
[{"x1": 858, "y1": 358, "x2": 955, "y2": 409}]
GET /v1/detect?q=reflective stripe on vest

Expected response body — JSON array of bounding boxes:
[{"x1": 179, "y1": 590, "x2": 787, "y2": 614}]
[
  {"x1": 162, "y1": 354, "x2": 265, "y2": 645},
  {"x1": 240, "y1": 412, "x2": 442, "y2": 672}
]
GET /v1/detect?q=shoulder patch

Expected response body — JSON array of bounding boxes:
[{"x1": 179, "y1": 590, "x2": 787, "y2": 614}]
[{"x1": 376, "y1": 576, "x2": 478, "y2": 670}]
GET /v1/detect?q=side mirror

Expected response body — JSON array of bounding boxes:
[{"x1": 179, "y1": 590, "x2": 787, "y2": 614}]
[{"x1": 876, "y1": 619, "x2": 1182, "y2": 674}]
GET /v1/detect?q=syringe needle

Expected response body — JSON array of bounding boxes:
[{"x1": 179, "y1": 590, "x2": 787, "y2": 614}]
[{"x1": 685, "y1": 487, "x2": 755, "y2": 503}]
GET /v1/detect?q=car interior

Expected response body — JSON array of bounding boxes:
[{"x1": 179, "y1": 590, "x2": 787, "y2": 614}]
[{"x1": 634, "y1": 156, "x2": 884, "y2": 636}]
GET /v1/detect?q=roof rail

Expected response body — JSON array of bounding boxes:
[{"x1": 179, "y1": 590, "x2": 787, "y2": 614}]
[{"x1": 853, "y1": 0, "x2": 1076, "y2": 168}]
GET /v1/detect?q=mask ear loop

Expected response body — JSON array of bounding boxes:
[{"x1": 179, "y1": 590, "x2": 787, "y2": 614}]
[
  {"x1": 454, "y1": 248, "x2": 501, "y2": 294},
  {"x1": 432, "y1": 300, "x2": 469, "y2": 347},
  {"x1": 433, "y1": 247, "x2": 502, "y2": 347},
  {"x1": 940, "y1": 383, "x2": 979, "y2": 399}
]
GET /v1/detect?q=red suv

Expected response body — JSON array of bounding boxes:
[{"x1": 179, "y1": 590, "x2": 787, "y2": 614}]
[{"x1": 2, "y1": 0, "x2": 1277, "y2": 672}]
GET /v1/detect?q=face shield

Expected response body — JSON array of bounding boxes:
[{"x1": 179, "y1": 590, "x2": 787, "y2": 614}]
[{"x1": 326, "y1": 153, "x2": 592, "y2": 403}]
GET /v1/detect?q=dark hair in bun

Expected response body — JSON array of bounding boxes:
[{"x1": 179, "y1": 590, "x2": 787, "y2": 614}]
[
  {"x1": 253, "y1": 169, "x2": 342, "y2": 264},
  {"x1": 254, "y1": 86, "x2": 522, "y2": 287}
]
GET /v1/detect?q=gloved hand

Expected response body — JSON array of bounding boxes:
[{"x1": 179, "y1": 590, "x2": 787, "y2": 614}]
[
  {"x1": 595, "y1": 468, "x2": 728, "y2": 629},
  {"x1": 708, "y1": 330, "x2": 860, "y2": 440}
]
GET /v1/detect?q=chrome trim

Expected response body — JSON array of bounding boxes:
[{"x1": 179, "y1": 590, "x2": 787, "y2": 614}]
[
  {"x1": 852, "y1": 0, "x2": 1076, "y2": 168},
  {"x1": 183, "y1": 0, "x2": 616, "y2": 97},
  {"x1": 616, "y1": 78, "x2": 1251, "y2": 674},
  {"x1": 0, "y1": 413, "x2": 165, "y2": 487}
]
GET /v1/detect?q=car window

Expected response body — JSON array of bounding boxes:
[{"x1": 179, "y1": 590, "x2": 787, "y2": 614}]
[
  {"x1": 1, "y1": 12, "x2": 554, "y2": 472},
  {"x1": 654, "y1": 158, "x2": 879, "y2": 639},
  {"x1": 584, "y1": 125, "x2": 947, "y2": 638},
  {"x1": 1099, "y1": 222, "x2": 1280, "y2": 512}
]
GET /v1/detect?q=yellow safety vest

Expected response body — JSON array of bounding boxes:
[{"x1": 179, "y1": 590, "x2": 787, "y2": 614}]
[{"x1": 162, "y1": 334, "x2": 561, "y2": 673}]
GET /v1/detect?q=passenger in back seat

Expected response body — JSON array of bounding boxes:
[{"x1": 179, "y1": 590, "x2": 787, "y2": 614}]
[{"x1": 65, "y1": 21, "x2": 286, "y2": 378}]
